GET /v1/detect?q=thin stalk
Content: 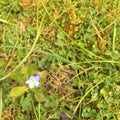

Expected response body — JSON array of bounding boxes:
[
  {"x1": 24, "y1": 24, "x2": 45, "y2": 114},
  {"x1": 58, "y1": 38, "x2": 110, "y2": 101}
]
[
  {"x1": 32, "y1": 101, "x2": 39, "y2": 120},
  {"x1": 38, "y1": 102, "x2": 41, "y2": 120},
  {"x1": 112, "y1": 21, "x2": 116, "y2": 52},
  {"x1": 0, "y1": 88, "x2": 2, "y2": 120}
]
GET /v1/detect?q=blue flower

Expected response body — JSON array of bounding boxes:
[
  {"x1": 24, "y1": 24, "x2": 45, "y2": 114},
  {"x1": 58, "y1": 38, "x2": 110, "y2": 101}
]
[{"x1": 26, "y1": 75, "x2": 40, "y2": 89}]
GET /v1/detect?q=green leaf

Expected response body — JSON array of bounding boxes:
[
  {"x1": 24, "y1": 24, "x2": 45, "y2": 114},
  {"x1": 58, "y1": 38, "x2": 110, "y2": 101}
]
[
  {"x1": 57, "y1": 31, "x2": 65, "y2": 40},
  {"x1": 40, "y1": 70, "x2": 48, "y2": 79},
  {"x1": 98, "y1": 100, "x2": 107, "y2": 109},
  {"x1": 9, "y1": 86, "x2": 28, "y2": 97},
  {"x1": 10, "y1": 71, "x2": 26, "y2": 83},
  {"x1": 20, "y1": 93, "x2": 33, "y2": 111},
  {"x1": 10, "y1": 64, "x2": 36, "y2": 83},
  {"x1": 82, "y1": 107, "x2": 97, "y2": 118},
  {"x1": 40, "y1": 70, "x2": 48, "y2": 85},
  {"x1": 0, "y1": 59, "x2": 4, "y2": 68},
  {"x1": 34, "y1": 91, "x2": 46, "y2": 102},
  {"x1": 100, "y1": 87, "x2": 109, "y2": 98},
  {"x1": 27, "y1": 64, "x2": 36, "y2": 76},
  {"x1": 55, "y1": 39, "x2": 64, "y2": 47},
  {"x1": 20, "y1": 66, "x2": 28, "y2": 74}
]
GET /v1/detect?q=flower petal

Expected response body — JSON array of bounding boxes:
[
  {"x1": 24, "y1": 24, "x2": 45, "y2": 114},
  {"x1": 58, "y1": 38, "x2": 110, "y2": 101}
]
[
  {"x1": 26, "y1": 75, "x2": 40, "y2": 88},
  {"x1": 29, "y1": 83, "x2": 35, "y2": 89},
  {"x1": 35, "y1": 81, "x2": 39, "y2": 87},
  {"x1": 34, "y1": 76, "x2": 40, "y2": 81},
  {"x1": 26, "y1": 80, "x2": 30, "y2": 84},
  {"x1": 29, "y1": 76, "x2": 35, "y2": 80}
]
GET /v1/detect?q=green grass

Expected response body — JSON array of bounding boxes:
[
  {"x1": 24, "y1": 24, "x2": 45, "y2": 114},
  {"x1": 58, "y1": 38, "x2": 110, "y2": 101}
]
[{"x1": 0, "y1": 0, "x2": 120, "y2": 120}]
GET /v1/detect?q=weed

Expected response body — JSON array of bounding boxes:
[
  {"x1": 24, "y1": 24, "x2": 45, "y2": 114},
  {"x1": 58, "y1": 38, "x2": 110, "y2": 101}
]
[{"x1": 0, "y1": 0, "x2": 120, "y2": 120}]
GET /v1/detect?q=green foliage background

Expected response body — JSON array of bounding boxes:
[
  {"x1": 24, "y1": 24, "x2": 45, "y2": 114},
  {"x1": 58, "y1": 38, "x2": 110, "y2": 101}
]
[{"x1": 0, "y1": 0, "x2": 120, "y2": 120}]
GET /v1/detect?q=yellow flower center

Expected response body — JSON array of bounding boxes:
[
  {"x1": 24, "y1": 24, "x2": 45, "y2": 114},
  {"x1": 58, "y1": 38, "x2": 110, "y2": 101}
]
[{"x1": 31, "y1": 79, "x2": 35, "y2": 83}]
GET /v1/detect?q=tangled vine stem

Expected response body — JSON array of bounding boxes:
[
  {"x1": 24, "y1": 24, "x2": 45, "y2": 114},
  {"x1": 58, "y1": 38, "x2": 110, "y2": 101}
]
[{"x1": 0, "y1": 13, "x2": 46, "y2": 82}]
